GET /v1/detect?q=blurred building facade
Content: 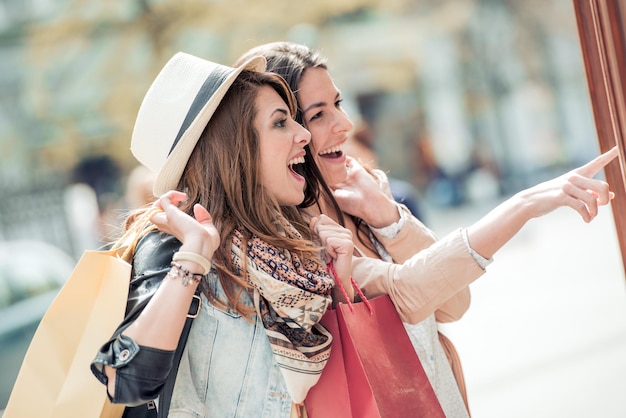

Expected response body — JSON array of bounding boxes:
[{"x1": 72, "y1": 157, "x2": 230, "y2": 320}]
[{"x1": 0, "y1": 0, "x2": 599, "y2": 256}]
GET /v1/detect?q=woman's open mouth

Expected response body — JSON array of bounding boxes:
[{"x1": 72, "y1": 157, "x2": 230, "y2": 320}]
[
  {"x1": 318, "y1": 145, "x2": 344, "y2": 159},
  {"x1": 288, "y1": 156, "x2": 306, "y2": 178}
]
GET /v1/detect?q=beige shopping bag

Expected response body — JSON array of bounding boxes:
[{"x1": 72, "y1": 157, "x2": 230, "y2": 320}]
[{"x1": 3, "y1": 247, "x2": 130, "y2": 418}]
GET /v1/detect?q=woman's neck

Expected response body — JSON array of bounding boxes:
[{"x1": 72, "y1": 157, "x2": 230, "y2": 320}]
[{"x1": 318, "y1": 195, "x2": 341, "y2": 223}]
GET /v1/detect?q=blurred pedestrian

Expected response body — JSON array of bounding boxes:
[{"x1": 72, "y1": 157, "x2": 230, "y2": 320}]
[{"x1": 124, "y1": 164, "x2": 157, "y2": 210}]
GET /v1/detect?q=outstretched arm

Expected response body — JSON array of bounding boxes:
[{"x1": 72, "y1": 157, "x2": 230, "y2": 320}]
[
  {"x1": 467, "y1": 147, "x2": 618, "y2": 260},
  {"x1": 352, "y1": 147, "x2": 618, "y2": 324}
]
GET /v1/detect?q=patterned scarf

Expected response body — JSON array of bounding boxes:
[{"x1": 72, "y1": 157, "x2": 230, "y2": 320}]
[{"x1": 231, "y1": 226, "x2": 335, "y2": 404}]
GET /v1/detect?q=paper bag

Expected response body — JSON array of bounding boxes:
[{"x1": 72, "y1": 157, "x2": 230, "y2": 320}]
[{"x1": 3, "y1": 248, "x2": 130, "y2": 418}]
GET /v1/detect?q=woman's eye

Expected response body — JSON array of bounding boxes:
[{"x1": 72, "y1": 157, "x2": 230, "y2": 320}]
[
  {"x1": 274, "y1": 118, "x2": 287, "y2": 128},
  {"x1": 309, "y1": 111, "x2": 322, "y2": 122},
  {"x1": 335, "y1": 99, "x2": 343, "y2": 108}
]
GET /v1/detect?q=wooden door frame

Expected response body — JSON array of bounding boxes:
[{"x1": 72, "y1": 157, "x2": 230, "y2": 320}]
[{"x1": 574, "y1": 0, "x2": 626, "y2": 274}]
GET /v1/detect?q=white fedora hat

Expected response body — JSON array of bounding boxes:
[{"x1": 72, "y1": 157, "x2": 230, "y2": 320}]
[{"x1": 130, "y1": 52, "x2": 266, "y2": 195}]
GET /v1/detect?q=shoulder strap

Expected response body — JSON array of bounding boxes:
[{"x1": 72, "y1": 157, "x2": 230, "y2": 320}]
[
  {"x1": 121, "y1": 290, "x2": 200, "y2": 418},
  {"x1": 437, "y1": 331, "x2": 470, "y2": 416},
  {"x1": 157, "y1": 290, "x2": 200, "y2": 417}
]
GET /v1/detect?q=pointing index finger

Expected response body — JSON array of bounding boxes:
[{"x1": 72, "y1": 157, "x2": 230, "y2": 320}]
[{"x1": 576, "y1": 146, "x2": 619, "y2": 177}]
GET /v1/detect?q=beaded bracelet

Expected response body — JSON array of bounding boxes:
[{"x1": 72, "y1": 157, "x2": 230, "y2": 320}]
[
  {"x1": 173, "y1": 251, "x2": 212, "y2": 275},
  {"x1": 168, "y1": 261, "x2": 204, "y2": 287}
]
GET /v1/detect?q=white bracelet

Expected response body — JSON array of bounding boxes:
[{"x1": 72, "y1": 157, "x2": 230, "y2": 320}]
[
  {"x1": 173, "y1": 251, "x2": 212, "y2": 275},
  {"x1": 461, "y1": 228, "x2": 493, "y2": 270},
  {"x1": 370, "y1": 203, "x2": 407, "y2": 239}
]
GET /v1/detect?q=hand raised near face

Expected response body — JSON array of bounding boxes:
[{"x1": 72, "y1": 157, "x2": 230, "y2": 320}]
[
  {"x1": 150, "y1": 190, "x2": 220, "y2": 261},
  {"x1": 332, "y1": 157, "x2": 400, "y2": 228}
]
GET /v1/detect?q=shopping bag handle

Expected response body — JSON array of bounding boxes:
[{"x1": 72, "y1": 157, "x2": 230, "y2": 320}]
[{"x1": 327, "y1": 261, "x2": 373, "y2": 314}]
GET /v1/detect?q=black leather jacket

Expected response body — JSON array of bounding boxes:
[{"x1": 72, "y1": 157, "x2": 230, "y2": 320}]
[{"x1": 91, "y1": 231, "x2": 199, "y2": 418}]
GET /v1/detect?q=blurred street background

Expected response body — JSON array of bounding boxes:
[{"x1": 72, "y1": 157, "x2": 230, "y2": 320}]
[{"x1": 1, "y1": 0, "x2": 625, "y2": 416}]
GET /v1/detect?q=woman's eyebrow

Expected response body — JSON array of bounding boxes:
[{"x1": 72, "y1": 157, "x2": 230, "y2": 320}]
[
  {"x1": 303, "y1": 91, "x2": 341, "y2": 114},
  {"x1": 271, "y1": 108, "x2": 289, "y2": 117},
  {"x1": 302, "y1": 101, "x2": 325, "y2": 114}
]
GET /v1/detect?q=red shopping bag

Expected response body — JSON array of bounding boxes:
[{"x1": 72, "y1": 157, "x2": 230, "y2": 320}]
[
  {"x1": 336, "y1": 295, "x2": 445, "y2": 418},
  {"x1": 306, "y1": 296, "x2": 445, "y2": 418},
  {"x1": 305, "y1": 309, "x2": 353, "y2": 418}
]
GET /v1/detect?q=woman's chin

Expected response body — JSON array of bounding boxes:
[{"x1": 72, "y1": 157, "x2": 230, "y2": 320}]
[
  {"x1": 280, "y1": 190, "x2": 306, "y2": 207},
  {"x1": 325, "y1": 169, "x2": 348, "y2": 188}
]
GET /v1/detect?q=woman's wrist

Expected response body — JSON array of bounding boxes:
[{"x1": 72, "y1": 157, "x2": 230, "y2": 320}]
[
  {"x1": 168, "y1": 248, "x2": 214, "y2": 286},
  {"x1": 366, "y1": 197, "x2": 401, "y2": 228},
  {"x1": 178, "y1": 242, "x2": 215, "y2": 266},
  {"x1": 370, "y1": 203, "x2": 407, "y2": 238},
  {"x1": 167, "y1": 261, "x2": 204, "y2": 287},
  {"x1": 173, "y1": 251, "x2": 212, "y2": 275}
]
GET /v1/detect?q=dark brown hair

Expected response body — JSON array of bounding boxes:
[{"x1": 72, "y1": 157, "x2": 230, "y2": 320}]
[{"x1": 236, "y1": 42, "x2": 380, "y2": 253}]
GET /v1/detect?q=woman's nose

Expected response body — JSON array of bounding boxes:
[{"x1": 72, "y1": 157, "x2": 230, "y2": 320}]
[
  {"x1": 333, "y1": 110, "x2": 353, "y2": 134},
  {"x1": 295, "y1": 124, "x2": 311, "y2": 146}
]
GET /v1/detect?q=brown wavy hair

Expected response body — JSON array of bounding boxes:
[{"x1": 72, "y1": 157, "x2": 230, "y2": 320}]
[{"x1": 117, "y1": 69, "x2": 328, "y2": 318}]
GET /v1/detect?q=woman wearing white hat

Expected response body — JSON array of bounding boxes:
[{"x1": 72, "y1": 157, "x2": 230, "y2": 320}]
[{"x1": 91, "y1": 52, "x2": 355, "y2": 417}]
